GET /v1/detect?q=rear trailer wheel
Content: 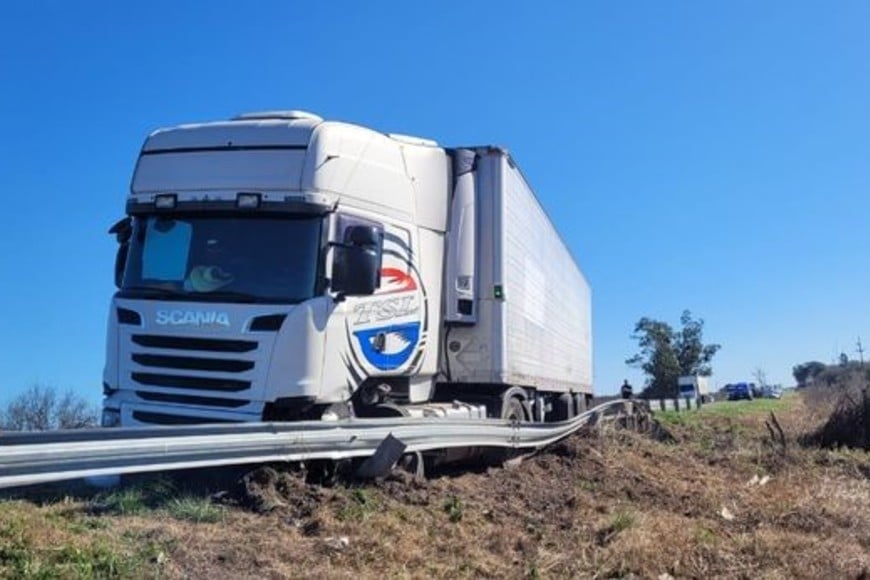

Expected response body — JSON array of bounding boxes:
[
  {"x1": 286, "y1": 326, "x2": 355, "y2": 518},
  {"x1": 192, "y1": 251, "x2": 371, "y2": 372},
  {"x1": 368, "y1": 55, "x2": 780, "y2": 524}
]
[
  {"x1": 574, "y1": 393, "x2": 589, "y2": 415},
  {"x1": 549, "y1": 393, "x2": 574, "y2": 422}
]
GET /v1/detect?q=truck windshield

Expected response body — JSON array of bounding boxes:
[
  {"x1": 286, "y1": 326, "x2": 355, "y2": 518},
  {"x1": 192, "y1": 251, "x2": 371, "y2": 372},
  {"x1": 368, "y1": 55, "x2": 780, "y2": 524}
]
[{"x1": 121, "y1": 215, "x2": 322, "y2": 303}]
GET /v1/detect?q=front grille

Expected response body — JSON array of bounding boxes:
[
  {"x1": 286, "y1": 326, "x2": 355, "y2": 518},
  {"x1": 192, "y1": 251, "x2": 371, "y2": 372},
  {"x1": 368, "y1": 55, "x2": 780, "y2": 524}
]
[
  {"x1": 136, "y1": 390, "x2": 250, "y2": 409},
  {"x1": 127, "y1": 332, "x2": 260, "y2": 415},
  {"x1": 132, "y1": 353, "x2": 254, "y2": 373},
  {"x1": 132, "y1": 334, "x2": 257, "y2": 353},
  {"x1": 132, "y1": 411, "x2": 241, "y2": 425},
  {"x1": 132, "y1": 372, "x2": 249, "y2": 392}
]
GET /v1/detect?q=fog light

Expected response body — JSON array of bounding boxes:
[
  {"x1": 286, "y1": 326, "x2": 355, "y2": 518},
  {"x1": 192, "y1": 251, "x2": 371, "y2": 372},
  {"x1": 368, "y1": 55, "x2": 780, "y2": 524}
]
[
  {"x1": 236, "y1": 192, "x2": 261, "y2": 209},
  {"x1": 155, "y1": 194, "x2": 177, "y2": 209},
  {"x1": 101, "y1": 408, "x2": 121, "y2": 428}
]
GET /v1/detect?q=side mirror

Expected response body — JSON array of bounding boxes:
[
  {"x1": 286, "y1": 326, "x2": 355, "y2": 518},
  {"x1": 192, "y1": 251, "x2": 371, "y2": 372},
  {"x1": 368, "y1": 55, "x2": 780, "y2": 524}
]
[
  {"x1": 331, "y1": 225, "x2": 382, "y2": 297},
  {"x1": 109, "y1": 217, "x2": 132, "y2": 289}
]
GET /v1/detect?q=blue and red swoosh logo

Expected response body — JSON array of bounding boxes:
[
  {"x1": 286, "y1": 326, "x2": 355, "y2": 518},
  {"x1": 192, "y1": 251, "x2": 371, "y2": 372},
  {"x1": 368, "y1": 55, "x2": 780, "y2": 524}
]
[{"x1": 380, "y1": 268, "x2": 417, "y2": 294}]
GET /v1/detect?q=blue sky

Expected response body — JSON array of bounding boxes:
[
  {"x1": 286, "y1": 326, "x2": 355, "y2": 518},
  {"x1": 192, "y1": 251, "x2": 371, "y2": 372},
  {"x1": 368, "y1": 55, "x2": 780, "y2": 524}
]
[{"x1": 1, "y1": 1, "x2": 868, "y2": 405}]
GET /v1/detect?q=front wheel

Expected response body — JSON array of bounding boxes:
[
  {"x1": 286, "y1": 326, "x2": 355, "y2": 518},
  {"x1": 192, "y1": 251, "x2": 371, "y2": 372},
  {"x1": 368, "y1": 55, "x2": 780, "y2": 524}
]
[
  {"x1": 485, "y1": 396, "x2": 528, "y2": 466},
  {"x1": 501, "y1": 397, "x2": 526, "y2": 422}
]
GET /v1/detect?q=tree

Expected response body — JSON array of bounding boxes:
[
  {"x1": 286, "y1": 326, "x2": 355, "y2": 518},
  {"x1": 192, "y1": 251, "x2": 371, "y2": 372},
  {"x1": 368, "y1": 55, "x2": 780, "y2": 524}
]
[
  {"x1": 626, "y1": 310, "x2": 720, "y2": 398},
  {"x1": 1, "y1": 385, "x2": 98, "y2": 431},
  {"x1": 792, "y1": 361, "x2": 826, "y2": 388}
]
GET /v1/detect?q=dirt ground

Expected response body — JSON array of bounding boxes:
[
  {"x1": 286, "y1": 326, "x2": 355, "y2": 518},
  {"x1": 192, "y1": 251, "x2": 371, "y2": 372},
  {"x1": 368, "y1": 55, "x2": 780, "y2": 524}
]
[{"x1": 1, "y1": 393, "x2": 868, "y2": 579}]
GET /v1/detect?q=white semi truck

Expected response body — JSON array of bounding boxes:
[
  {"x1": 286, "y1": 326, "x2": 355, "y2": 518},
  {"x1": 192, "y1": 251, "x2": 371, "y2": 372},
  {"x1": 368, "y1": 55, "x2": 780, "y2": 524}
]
[
  {"x1": 677, "y1": 375, "x2": 711, "y2": 403},
  {"x1": 101, "y1": 111, "x2": 592, "y2": 428}
]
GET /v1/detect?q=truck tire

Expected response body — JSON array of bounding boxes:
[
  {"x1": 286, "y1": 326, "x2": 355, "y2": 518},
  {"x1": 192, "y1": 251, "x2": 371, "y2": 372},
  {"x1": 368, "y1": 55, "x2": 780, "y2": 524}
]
[
  {"x1": 574, "y1": 393, "x2": 589, "y2": 415},
  {"x1": 502, "y1": 397, "x2": 526, "y2": 422},
  {"x1": 549, "y1": 393, "x2": 574, "y2": 422}
]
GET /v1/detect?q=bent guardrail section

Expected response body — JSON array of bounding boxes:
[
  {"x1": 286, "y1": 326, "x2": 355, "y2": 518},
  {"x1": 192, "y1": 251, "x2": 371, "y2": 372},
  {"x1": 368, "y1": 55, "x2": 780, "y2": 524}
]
[{"x1": 0, "y1": 400, "x2": 643, "y2": 489}]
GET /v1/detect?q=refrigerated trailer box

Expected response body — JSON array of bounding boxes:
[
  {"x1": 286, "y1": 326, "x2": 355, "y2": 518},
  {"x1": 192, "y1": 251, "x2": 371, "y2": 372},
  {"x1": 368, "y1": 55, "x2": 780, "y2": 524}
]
[{"x1": 443, "y1": 149, "x2": 591, "y2": 392}]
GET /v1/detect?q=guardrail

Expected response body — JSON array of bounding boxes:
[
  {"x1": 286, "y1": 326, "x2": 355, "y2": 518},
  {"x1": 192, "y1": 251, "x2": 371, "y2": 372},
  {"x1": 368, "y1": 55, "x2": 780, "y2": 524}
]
[
  {"x1": 644, "y1": 397, "x2": 705, "y2": 413},
  {"x1": 0, "y1": 399, "x2": 642, "y2": 489}
]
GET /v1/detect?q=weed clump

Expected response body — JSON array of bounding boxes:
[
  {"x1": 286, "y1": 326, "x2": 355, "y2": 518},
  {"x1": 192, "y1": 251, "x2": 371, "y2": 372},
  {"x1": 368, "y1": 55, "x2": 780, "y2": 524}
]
[
  {"x1": 443, "y1": 496, "x2": 463, "y2": 523},
  {"x1": 801, "y1": 387, "x2": 869, "y2": 450}
]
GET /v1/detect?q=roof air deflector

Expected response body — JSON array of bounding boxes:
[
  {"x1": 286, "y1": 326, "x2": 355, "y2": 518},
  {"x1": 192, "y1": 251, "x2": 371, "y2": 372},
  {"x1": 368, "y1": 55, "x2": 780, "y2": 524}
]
[{"x1": 233, "y1": 110, "x2": 323, "y2": 122}]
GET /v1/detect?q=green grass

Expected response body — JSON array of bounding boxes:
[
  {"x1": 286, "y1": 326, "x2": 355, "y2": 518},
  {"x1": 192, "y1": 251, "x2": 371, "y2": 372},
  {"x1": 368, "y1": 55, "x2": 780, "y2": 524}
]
[
  {"x1": 95, "y1": 476, "x2": 178, "y2": 516},
  {"x1": 610, "y1": 508, "x2": 636, "y2": 533},
  {"x1": 695, "y1": 525, "x2": 718, "y2": 546},
  {"x1": 97, "y1": 487, "x2": 150, "y2": 516},
  {"x1": 337, "y1": 488, "x2": 379, "y2": 522},
  {"x1": 653, "y1": 394, "x2": 795, "y2": 426},
  {"x1": 443, "y1": 496, "x2": 464, "y2": 523},
  {"x1": 655, "y1": 410, "x2": 688, "y2": 426},
  {"x1": 0, "y1": 501, "x2": 158, "y2": 579},
  {"x1": 166, "y1": 496, "x2": 224, "y2": 523},
  {"x1": 95, "y1": 479, "x2": 224, "y2": 523},
  {"x1": 697, "y1": 395, "x2": 794, "y2": 418}
]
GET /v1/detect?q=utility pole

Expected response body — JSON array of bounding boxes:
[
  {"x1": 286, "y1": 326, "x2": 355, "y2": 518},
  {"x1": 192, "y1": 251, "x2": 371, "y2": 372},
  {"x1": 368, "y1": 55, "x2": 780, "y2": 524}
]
[{"x1": 859, "y1": 337, "x2": 869, "y2": 451}]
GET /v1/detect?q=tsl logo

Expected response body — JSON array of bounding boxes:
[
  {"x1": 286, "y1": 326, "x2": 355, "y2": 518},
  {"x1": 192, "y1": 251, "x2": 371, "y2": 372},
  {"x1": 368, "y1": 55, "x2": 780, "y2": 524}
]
[{"x1": 353, "y1": 296, "x2": 419, "y2": 325}]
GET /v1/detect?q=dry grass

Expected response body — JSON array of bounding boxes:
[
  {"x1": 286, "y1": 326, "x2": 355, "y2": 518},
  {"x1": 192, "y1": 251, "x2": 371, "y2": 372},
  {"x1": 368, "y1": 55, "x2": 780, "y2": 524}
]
[
  {"x1": 800, "y1": 384, "x2": 869, "y2": 450},
  {"x1": 1, "y1": 392, "x2": 868, "y2": 579}
]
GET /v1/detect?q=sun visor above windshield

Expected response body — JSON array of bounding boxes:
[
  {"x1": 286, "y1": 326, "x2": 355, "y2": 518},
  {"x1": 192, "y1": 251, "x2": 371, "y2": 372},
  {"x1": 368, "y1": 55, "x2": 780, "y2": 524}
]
[
  {"x1": 132, "y1": 117, "x2": 321, "y2": 195},
  {"x1": 131, "y1": 149, "x2": 308, "y2": 194},
  {"x1": 143, "y1": 117, "x2": 319, "y2": 152}
]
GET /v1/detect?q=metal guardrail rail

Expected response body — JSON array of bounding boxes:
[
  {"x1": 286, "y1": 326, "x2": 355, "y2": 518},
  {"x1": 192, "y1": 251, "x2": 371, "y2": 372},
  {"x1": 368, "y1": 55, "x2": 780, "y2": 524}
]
[{"x1": 0, "y1": 400, "x2": 644, "y2": 489}]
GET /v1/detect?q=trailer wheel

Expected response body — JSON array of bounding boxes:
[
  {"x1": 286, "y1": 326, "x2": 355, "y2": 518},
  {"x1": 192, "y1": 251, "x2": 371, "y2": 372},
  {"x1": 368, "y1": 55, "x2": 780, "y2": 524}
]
[
  {"x1": 549, "y1": 393, "x2": 574, "y2": 422},
  {"x1": 501, "y1": 397, "x2": 526, "y2": 422},
  {"x1": 574, "y1": 393, "x2": 589, "y2": 415}
]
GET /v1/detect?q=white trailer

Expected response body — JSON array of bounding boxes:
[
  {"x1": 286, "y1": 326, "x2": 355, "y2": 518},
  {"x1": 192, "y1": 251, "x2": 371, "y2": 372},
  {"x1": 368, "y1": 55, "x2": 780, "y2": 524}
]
[
  {"x1": 101, "y1": 111, "x2": 591, "y2": 428},
  {"x1": 677, "y1": 375, "x2": 710, "y2": 403}
]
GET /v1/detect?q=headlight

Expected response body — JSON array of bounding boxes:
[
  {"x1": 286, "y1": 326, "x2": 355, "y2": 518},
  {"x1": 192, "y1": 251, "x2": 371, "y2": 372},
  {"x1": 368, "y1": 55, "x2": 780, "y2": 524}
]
[{"x1": 101, "y1": 408, "x2": 121, "y2": 428}]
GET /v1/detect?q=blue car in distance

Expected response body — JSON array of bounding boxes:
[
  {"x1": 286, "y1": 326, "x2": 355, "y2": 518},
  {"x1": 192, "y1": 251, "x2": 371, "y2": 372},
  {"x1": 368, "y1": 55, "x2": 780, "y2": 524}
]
[{"x1": 725, "y1": 382, "x2": 754, "y2": 401}]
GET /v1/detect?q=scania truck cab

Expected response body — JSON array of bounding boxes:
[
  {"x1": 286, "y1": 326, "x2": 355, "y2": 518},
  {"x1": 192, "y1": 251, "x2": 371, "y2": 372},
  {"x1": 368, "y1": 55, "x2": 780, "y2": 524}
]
[{"x1": 102, "y1": 111, "x2": 592, "y2": 427}]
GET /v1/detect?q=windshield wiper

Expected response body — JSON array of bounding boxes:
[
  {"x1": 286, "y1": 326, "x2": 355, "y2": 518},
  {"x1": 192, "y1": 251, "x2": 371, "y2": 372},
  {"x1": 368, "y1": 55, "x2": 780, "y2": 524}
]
[
  {"x1": 120, "y1": 285, "x2": 186, "y2": 299},
  {"x1": 122, "y1": 286, "x2": 294, "y2": 304},
  {"x1": 186, "y1": 290, "x2": 262, "y2": 303}
]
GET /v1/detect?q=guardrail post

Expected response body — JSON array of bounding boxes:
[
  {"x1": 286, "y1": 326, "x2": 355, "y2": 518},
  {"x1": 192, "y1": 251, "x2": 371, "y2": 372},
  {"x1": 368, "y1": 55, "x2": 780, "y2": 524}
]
[
  {"x1": 674, "y1": 397, "x2": 680, "y2": 412},
  {"x1": 685, "y1": 396, "x2": 692, "y2": 410},
  {"x1": 659, "y1": 399, "x2": 665, "y2": 412}
]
